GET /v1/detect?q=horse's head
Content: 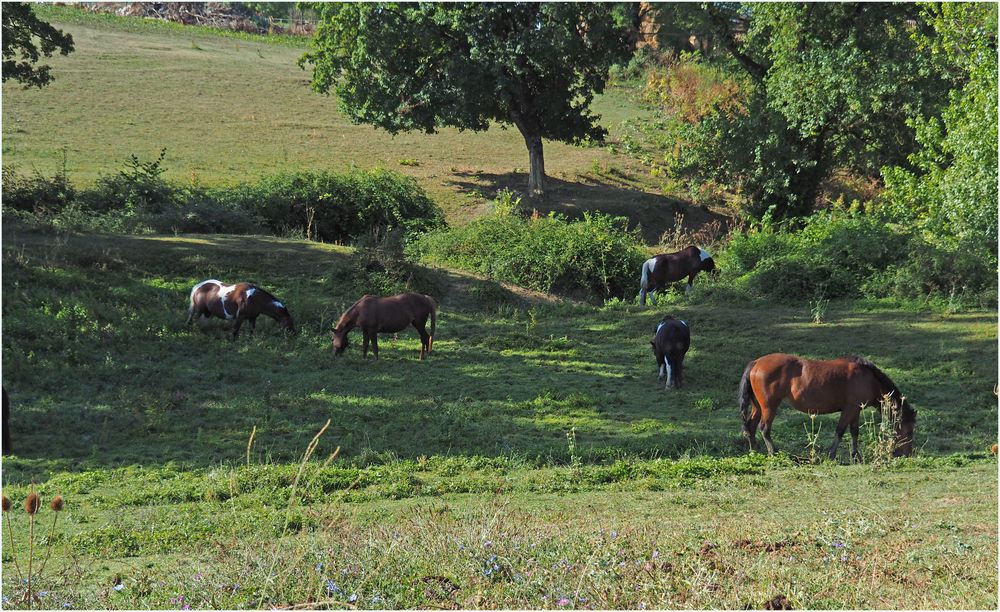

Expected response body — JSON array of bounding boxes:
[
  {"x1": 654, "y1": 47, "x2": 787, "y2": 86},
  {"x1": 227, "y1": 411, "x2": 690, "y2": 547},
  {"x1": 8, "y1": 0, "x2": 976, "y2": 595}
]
[
  {"x1": 277, "y1": 313, "x2": 296, "y2": 335},
  {"x1": 701, "y1": 256, "x2": 718, "y2": 275},
  {"x1": 331, "y1": 328, "x2": 349, "y2": 355},
  {"x1": 893, "y1": 398, "x2": 917, "y2": 457}
]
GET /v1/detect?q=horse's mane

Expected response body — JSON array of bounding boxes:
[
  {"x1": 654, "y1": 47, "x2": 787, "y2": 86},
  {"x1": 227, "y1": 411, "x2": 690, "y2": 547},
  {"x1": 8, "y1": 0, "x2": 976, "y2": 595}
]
[{"x1": 845, "y1": 356, "x2": 910, "y2": 414}]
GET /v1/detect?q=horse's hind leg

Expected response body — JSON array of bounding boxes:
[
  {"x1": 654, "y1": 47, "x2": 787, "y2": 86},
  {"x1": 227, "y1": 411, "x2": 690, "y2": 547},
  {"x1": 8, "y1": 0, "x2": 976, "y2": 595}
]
[
  {"x1": 371, "y1": 333, "x2": 379, "y2": 360},
  {"x1": 760, "y1": 415, "x2": 777, "y2": 456},
  {"x1": 414, "y1": 322, "x2": 429, "y2": 360},
  {"x1": 743, "y1": 406, "x2": 761, "y2": 453},
  {"x1": 362, "y1": 330, "x2": 371, "y2": 359}
]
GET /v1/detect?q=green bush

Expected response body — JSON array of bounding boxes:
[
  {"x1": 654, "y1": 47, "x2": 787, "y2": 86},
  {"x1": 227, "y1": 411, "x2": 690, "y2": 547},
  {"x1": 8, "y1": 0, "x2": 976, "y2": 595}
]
[
  {"x1": 412, "y1": 191, "x2": 645, "y2": 298},
  {"x1": 722, "y1": 210, "x2": 995, "y2": 304},
  {"x1": 2, "y1": 155, "x2": 443, "y2": 243},
  {"x1": 220, "y1": 168, "x2": 444, "y2": 242}
]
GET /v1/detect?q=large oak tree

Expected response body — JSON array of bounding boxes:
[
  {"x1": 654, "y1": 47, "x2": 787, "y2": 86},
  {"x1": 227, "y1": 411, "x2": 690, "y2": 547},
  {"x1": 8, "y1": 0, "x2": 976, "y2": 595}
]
[{"x1": 300, "y1": 3, "x2": 638, "y2": 194}]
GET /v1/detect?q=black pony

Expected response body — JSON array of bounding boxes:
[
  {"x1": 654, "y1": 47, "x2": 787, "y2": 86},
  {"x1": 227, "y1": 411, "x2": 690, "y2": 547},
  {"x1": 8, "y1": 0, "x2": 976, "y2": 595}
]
[{"x1": 650, "y1": 316, "x2": 691, "y2": 389}]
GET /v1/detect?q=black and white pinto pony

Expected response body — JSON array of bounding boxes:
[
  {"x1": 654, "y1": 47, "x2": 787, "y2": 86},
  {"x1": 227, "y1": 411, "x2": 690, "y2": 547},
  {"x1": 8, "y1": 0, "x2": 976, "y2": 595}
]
[
  {"x1": 639, "y1": 245, "x2": 716, "y2": 306},
  {"x1": 186, "y1": 279, "x2": 295, "y2": 339},
  {"x1": 650, "y1": 315, "x2": 690, "y2": 390}
]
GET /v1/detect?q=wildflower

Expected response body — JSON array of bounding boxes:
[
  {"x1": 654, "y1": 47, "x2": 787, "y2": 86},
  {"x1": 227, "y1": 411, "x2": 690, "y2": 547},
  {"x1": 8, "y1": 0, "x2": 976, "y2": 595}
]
[
  {"x1": 484, "y1": 540, "x2": 492, "y2": 548},
  {"x1": 39, "y1": 591, "x2": 49, "y2": 597},
  {"x1": 325, "y1": 580, "x2": 341, "y2": 595},
  {"x1": 651, "y1": 550, "x2": 659, "y2": 559},
  {"x1": 24, "y1": 492, "x2": 40, "y2": 515},
  {"x1": 348, "y1": 594, "x2": 358, "y2": 603},
  {"x1": 840, "y1": 555, "x2": 848, "y2": 562},
  {"x1": 315, "y1": 563, "x2": 324, "y2": 572},
  {"x1": 183, "y1": 606, "x2": 190, "y2": 611},
  {"x1": 2, "y1": 495, "x2": 10, "y2": 512},
  {"x1": 610, "y1": 531, "x2": 617, "y2": 540},
  {"x1": 62, "y1": 604, "x2": 71, "y2": 609},
  {"x1": 557, "y1": 598, "x2": 571, "y2": 606},
  {"x1": 113, "y1": 584, "x2": 124, "y2": 592},
  {"x1": 370, "y1": 596, "x2": 382, "y2": 604},
  {"x1": 833, "y1": 541, "x2": 844, "y2": 549},
  {"x1": 50, "y1": 496, "x2": 64, "y2": 512},
  {"x1": 193, "y1": 572, "x2": 203, "y2": 581}
]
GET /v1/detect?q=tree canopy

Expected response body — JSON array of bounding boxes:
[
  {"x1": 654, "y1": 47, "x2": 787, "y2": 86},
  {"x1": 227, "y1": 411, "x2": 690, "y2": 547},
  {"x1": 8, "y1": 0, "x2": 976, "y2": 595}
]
[
  {"x1": 2, "y1": 2, "x2": 74, "y2": 88},
  {"x1": 300, "y1": 3, "x2": 638, "y2": 194}
]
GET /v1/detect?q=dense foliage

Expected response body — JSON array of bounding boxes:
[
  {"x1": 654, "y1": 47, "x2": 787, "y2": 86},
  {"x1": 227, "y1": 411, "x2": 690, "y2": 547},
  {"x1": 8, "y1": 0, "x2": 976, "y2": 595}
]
[
  {"x1": 882, "y1": 3, "x2": 998, "y2": 271},
  {"x1": 640, "y1": 3, "x2": 951, "y2": 220},
  {"x1": 300, "y1": 3, "x2": 637, "y2": 193},
  {"x1": 2, "y1": 155, "x2": 443, "y2": 242},
  {"x1": 412, "y1": 192, "x2": 645, "y2": 298},
  {"x1": 1, "y1": 2, "x2": 74, "y2": 88}
]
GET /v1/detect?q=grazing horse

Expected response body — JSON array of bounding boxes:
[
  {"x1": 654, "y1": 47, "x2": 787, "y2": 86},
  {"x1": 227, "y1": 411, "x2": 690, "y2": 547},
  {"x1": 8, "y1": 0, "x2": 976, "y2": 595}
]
[
  {"x1": 2, "y1": 388, "x2": 10, "y2": 456},
  {"x1": 639, "y1": 245, "x2": 716, "y2": 306},
  {"x1": 737, "y1": 353, "x2": 916, "y2": 461},
  {"x1": 332, "y1": 293, "x2": 437, "y2": 360},
  {"x1": 186, "y1": 279, "x2": 294, "y2": 339},
  {"x1": 650, "y1": 316, "x2": 690, "y2": 389}
]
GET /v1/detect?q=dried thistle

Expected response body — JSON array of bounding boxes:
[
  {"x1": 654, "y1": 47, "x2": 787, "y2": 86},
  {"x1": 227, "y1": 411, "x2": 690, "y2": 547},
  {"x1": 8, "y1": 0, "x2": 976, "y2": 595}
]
[
  {"x1": 50, "y1": 495, "x2": 64, "y2": 512},
  {"x1": 2, "y1": 495, "x2": 10, "y2": 513},
  {"x1": 24, "y1": 492, "x2": 40, "y2": 515}
]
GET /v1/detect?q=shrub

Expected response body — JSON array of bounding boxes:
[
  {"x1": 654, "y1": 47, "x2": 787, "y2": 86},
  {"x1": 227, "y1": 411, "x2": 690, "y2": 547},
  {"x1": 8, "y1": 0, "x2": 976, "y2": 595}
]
[
  {"x1": 220, "y1": 169, "x2": 444, "y2": 242},
  {"x1": 721, "y1": 210, "x2": 996, "y2": 304},
  {"x1": 412, "y1": 191, "x2": 645, "y2": 299},
  {"x1": 1, "y1": 166, "x2": 76, "y2": 215}
]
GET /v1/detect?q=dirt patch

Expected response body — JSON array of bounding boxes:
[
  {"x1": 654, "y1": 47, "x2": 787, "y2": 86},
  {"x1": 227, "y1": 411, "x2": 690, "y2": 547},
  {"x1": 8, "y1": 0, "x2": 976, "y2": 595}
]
[{"x1": 762, "y1": 594, "x2": 792, "y2": 609}]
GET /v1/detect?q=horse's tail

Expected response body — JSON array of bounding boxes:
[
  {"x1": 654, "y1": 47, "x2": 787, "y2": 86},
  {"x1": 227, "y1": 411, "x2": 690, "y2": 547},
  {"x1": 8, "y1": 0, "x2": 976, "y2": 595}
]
[
  {"x1": 738, "y1": 359, "x2": 758, "y2": 424},
  {"x1": 639, "y1": 259, "x2": 651, "y2": 306},
  {"x1": 847, "y1": 356, "x2": 903, "y2": 410}
]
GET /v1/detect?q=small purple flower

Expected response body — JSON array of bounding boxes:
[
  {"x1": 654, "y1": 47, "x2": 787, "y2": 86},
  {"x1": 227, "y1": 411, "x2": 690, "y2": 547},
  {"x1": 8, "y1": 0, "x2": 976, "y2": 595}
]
[
  {"x1": 840, "y1": 555, "x2": 848, "y2": 562},
  {"x1": 639, "y1": 603, "x2": 647, "y2": 610},
  {"x1": 348, "y1": 594, "x2": 358, "y2": 603},
  {"x1": 652, "y1": 550, "x2": 659, "y2": 559},
  {"x1": 193, "y1": 572, "x2": 203, "y2": 581},
  {"x1": 113, "y1": 584, "x2": 124, "y2": 592},
  {"x1": 833, "y1": 541, "x2": 844, "y2": 549},
  {"x1": 370, "y1": 596, "x2": 382, "y2": 604},
  {"x1": 62, "y1": 604, "x2": 71, "y2": 609},
  {"x1": 610, "y1": 531, "x2": 618, "y2": 540},
  {"x1": 484, "y1": 540, "x2": 492, "y2": 548},
  {"x1": 325, "y1": 580, "x2": 342, "y2": 595},
  {"x1": 38, "y1": 591, "x2": 49, "y2": 597},
  {"x1": 557, "y1": 598, "x2": 571, "y2": 607},
  {"x1": 183, "y1": 606, "x2": 190, "y2": 611},
  {"x1": 315, "y1": 562, "x2": 324, "y2": 572}
]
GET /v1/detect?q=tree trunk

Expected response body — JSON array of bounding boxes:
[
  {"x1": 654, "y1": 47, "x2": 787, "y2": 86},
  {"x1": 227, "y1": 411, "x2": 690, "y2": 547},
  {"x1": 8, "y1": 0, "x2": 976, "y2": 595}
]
[
  {"x1": 512, "y1": 114, "x2": 546, "y2": 196},
  {"x1": 525, "y1": 133, "x2": 545, "y2": 196}
]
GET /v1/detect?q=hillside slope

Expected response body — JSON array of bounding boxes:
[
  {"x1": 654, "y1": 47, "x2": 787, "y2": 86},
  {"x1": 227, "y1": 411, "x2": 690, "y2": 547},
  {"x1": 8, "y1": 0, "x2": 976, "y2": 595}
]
[{"x1": 0, "y1": 7, "x2": 718, "y2": 239}]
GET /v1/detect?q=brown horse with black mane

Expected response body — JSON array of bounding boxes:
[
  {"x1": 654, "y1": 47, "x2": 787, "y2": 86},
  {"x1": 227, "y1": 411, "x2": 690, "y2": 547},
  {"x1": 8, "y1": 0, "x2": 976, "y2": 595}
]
[
  {"x1": 738, "y1": 353, "x2": 916, "y2": 461},
  {"x1": 332, "y1": 293, "x2": 437, "y2": 360},
  {"x1": 187, "y1": 279, "x2": 294, "y2": 339},
  {"x1": 639, "y1": 245, "x2": 717, "y2": 305}
]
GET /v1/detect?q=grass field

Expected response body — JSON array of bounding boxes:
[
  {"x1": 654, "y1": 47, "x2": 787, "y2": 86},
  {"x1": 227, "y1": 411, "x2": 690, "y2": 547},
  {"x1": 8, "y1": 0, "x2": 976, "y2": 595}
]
[
  {"x1": 0, "y1": 6, "x2": 716, "y2": 241},
  {"x1": 1, "y1": 6, "x2": 997, "y2": 610},
  {"x1": 1, "y1": 227, "x2": 996, "y2": 608}
]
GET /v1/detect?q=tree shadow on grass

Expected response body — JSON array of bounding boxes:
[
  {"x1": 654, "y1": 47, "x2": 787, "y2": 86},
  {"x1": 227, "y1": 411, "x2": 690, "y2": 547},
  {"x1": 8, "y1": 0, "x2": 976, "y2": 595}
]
[{"x1": 447, "y1": 170, "x2": 729, "y2": 244}]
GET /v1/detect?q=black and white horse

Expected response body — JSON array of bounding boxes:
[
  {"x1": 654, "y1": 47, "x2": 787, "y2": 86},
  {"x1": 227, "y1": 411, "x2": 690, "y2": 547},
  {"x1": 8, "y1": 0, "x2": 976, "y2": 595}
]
[
  {"x1": 650, "y1": 316, "x2": 690, "y2": 390},
  {"x1": 639, "y1": 245, "x2": 716, "y2": 305}
]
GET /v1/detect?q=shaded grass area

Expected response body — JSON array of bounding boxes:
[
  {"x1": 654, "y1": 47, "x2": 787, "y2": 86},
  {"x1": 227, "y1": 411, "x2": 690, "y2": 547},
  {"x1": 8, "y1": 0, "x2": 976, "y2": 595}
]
[
  {"x1": 0, "y1": 461, "x2": 995, "y2": 609},
  {"x1": 2, "y1": 229, "x2": 996, "y2": 485},
  {"x1": 1, "y1": 7, "x2": 684, "y2": 234}
]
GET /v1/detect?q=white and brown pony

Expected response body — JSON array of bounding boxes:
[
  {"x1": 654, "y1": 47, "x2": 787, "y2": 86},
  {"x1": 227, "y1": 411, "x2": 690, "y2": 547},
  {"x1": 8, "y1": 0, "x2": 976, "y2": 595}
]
[
  {"x1": 186, "y1": 279, "x2": 294, "y2": 339},
  {"x1": 639, "y1": 245, "x2": 717, "y2": 305},
  {"x1": 331, "y1": 293, "x2": 437, "y2": 360}
]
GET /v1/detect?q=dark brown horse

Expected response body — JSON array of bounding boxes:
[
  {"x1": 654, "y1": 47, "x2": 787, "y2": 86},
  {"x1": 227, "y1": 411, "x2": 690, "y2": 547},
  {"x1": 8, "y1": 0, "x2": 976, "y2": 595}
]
[
  {"x1": 639, "y1": 245, "x2": 717, "y2": 305},
  {"x1": 186, "y1": 279, "x2": 294, "y2": 339},
  {"x1": 332, "y1": 293, "x2": 437, "y2": 360},
  {"x1": 650, "y1": 316, "x2": 690, "y2": 389},
  {"x1": 738, "y1": 353, "x2": 916, "y2": 461}
]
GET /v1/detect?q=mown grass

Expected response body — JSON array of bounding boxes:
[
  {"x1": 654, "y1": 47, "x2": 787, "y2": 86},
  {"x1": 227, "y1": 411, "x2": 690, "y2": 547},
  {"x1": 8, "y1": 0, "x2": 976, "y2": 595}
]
[{"x1": 0, "y1": 5, "x2": 702, "y2": 237}]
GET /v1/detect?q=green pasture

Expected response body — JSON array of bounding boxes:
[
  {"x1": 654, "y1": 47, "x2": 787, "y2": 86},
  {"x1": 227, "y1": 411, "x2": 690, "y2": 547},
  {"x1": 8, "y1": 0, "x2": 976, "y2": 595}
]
[{"x1": 1, "y1": 229, "x2": 996, "y2": 608}]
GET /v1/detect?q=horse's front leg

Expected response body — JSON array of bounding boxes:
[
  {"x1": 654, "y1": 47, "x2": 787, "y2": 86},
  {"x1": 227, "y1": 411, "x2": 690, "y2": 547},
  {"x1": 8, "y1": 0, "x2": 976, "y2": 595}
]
[
  {"x1": 362, "y1": 330, "x2": 370, "y2": 359},
  {"x1": 371, "y1": 334, "x2": 379, "y2": 360},
  {"x1": 231, "y1": 318, "x2": 244, "y2": 341},
  {"x1": 829, "y1": 411, "x2": 854, "y2": 461},
  {"x1": 248, "y1": 317, "x2": 257, "y2": 334},
  {"x1": 849, "y1": 414, "x2": 862, "y2": 463},
  {"x1": 685, "y1": 273, "x2": 696, "y2": 295}
]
